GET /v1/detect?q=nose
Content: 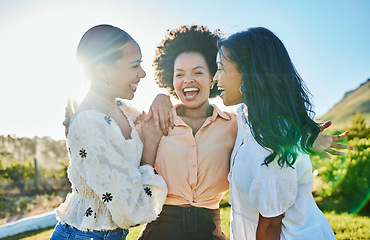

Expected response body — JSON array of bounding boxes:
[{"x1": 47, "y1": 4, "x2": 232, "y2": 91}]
[
  {"x1": 139, "y1": 66, "x2": 146, "y2": 78},
  {"x1": 213, "y1": 73, "x2": 218, "y2": 83},
  {"x1": 184, "y1": 75, "x2": 194, "y2": 83}
]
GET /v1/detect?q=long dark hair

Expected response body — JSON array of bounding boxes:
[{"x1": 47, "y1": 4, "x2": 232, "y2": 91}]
[{"x1": 218, "y1": 27, "x2": 320, "y2": 168}]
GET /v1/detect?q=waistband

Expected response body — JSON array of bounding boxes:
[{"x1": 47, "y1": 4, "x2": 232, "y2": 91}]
[{"x1": 159, "y1": 205, "x2": 217, "y2": 233}]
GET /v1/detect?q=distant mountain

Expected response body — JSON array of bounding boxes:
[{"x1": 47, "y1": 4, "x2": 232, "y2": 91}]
[{"x1": 318, "y1": 79, "x2": 370, "y2": 129}]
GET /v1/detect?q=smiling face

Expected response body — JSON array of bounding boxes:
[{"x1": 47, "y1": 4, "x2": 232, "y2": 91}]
[
  {"x1": 106, "y1": 40, "x2": 146, "y2": 100},
  {"x1": 214, "y1": 49, "x2": 242, "y2": 106},
  {"x1": 173, "y1": 51, "x2": 212, "y2": 108}
]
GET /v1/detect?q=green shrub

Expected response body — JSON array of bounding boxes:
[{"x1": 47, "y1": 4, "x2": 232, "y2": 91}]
[{"x1": 17, "y1": 196, "x2": 29, "y2": 213}]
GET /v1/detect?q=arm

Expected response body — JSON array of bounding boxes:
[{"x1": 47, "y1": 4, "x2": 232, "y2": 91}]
[
  {"x1": 256, "y1": 213, "x2": 282, "y2": 240},
  {"x1": 140, "y1": 117, "x2": 163, "y2": 167},
  {"x1": 68, "y1": 111, "x2": 167, "y2": 228},
  {"x1": 144, "y1": 93, "x2": 174, "y2": 136}
]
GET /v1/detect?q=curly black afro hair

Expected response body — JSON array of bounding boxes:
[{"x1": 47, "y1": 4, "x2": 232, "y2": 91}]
[{"x1": 153, "y1": 25, "x2": 223, "y2": 98}]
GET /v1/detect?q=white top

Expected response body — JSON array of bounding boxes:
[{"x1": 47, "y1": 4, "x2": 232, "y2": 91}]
[
  {"x1": 55, "y1": 100, "x2": 167, "y2": 231},
  {"x1": 228, "y1": 104, "x2": 336, "y2": 240}
]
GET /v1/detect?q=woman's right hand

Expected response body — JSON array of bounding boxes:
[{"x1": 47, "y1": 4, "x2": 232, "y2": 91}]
[
  {"x1": 141, "y1": 113, "x2": 163, "y2": 145},
  {"x1": 145, "y1": 94, "x2": 174, "y2": 136}
]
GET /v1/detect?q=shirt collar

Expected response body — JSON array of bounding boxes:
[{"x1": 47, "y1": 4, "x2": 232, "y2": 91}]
[{"x1": 172, "y1": 103, "x2": 230, "y2": 127}]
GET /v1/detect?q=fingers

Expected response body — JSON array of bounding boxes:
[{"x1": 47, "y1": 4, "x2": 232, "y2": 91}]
[
  {"x1": 152, "y1": 110, "x2": 160, "y2": 133},
  {"x1": 319, "y1": 121, "x2": 332, "y2": 132},
  {"x1": 325, "y1": 148, "x2": 347, "y2": 157},
  {"x1": 331, "y1": 131, "x2": 349, "y2": 141},
  {"x1": 72, "y1": 99, "x2": 79, "y2": 112},
  {"x1": 318, "y1": 150, "x2": 332, "y2": 159},
  {"x1": 65, "y1": 99, "x2": 73, "y2": 118},
  {"x1": 330, "y1": 142, "x2": 354, "y2": 150},
  {"x1": 158, "y1": 110, "x2": 169, "y2": 136},
  {"x1": 144, "y1": 108, "x2": 153, "y2": 122},
  {"x1": 168, "y1": 110, "x2": 175, "y2": 129},
  {"x1": 330, "y1": 142, "x2": 349, "y2": 149}
]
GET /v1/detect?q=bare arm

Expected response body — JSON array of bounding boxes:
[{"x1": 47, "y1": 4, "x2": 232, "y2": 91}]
[{"x1": 256, "y1": 213, "x2": 282, "y2": 240}]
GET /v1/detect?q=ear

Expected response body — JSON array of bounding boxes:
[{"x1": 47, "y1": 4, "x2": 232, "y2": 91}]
[
  {"x1": 210, "y1": 76, "x2": 215, "y2": 89},
  {"x1": 95, "y1": 63, "x2": 109, "y2": 79}
]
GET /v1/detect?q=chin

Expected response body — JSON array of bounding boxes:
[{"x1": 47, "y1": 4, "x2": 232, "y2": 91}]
[{"x1": 222, "y1": 97, "x2": 240, "y2": 107}]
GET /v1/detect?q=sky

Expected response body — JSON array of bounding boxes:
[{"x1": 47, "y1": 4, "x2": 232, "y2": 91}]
[{"x1": 0, "y1": 0, "x2": 369, "y2": 140}]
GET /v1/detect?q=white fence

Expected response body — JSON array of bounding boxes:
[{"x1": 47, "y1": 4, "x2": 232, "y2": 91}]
[{"x1": 0, "y1": 211, "x2": 57, "y2": 239}]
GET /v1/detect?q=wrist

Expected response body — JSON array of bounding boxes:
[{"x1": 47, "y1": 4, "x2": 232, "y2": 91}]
[{"x1": 140, "y1": 159, "x2": 154, "y2": 167}]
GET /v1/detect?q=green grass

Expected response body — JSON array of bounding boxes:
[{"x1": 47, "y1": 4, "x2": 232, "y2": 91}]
[{"x1": 4, "y1": 207, "x2": 370, "y2": 240}]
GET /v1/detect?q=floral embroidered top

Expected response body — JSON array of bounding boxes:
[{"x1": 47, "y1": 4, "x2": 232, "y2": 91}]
[{"x1": 55, "y1": 100, "x2": 167, "y2": 231}]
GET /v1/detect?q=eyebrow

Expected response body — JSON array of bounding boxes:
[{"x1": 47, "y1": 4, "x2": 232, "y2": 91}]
[
  {"x1": 174, "y1": 66, "x2": 207, "y2": 71},
  {"x1": 129, "y1": 59, "x2": 142, "y2": 64}
]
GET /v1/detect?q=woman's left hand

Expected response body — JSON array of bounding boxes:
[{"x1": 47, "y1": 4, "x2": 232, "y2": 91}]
[
  {"x1": 313, "y1": 121, "x2": 354, "y2": 158},
  {"x1": 144, "y1": 94, "x2": 174, "y2": 136}
]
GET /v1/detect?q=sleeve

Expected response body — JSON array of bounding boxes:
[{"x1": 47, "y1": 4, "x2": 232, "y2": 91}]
[
  {"x1": 67, "y1": 111, "x2": 167, "y2": 228},
  {"x1": 248, "y1": 156, "x2": 298, "y2": 218}
]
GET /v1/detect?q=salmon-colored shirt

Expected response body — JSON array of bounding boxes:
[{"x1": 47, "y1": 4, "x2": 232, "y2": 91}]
[{"x1": 154, "y1": 104, "x2": 237, "y2": 209}]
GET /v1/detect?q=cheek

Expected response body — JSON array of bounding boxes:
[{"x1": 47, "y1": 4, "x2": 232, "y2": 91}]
[{"x1": 173, "y1": 78, "x2": 182, "y2": 95}]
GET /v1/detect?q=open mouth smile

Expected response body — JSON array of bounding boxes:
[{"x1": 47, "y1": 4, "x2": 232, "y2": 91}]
[{"x1": 183, "y1": 87, "x2": 200, "y2": 99}]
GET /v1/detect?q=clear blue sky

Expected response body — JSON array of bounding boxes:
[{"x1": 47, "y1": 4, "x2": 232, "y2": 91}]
[{"x1": 0, "y1": 0, "x2": 369, "y2": 140}]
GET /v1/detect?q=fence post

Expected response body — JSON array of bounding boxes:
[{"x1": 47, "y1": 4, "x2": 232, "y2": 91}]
[{"x1": 34, "y1": 157, "x2": 38, "y2": 192}]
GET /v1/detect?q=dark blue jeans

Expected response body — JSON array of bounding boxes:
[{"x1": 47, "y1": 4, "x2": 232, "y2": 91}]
[{"x1": 49, "y1": 222, "x2": 129, "y2": 240}]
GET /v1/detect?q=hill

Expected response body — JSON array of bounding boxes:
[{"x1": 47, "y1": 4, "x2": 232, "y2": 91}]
[{"x1": 318, "y1": 79, "x2": 370, "y2": 129}]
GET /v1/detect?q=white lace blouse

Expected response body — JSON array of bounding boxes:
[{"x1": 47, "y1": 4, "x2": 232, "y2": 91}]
[
  {"x1": 55, "y1": 100, "x2": 167, "y2": 231},
  {"x1": 229, "y1": 104, "x2": 336, "y2": 240}
]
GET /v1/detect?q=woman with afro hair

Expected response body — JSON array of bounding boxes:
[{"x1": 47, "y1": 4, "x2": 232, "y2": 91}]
[{"x1": 137, "y1": 25, "x2": 235, "y2": 240}]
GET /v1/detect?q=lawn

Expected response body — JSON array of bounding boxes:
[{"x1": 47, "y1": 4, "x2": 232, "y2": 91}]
[{"x1": 4, "y1": 206, "x2": 370, "y2": 240}]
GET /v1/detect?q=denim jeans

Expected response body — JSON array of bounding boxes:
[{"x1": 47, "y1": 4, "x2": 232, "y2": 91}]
[{"x1": 49, "y1": 222, "x2": 129, "y2": 240}]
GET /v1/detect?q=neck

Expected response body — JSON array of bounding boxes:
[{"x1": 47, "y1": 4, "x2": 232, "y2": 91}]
[
  {"x1": 180, "y1": 101, "x2": 212, "y2": 119},
  {"x1": 80, "y1": 84, "x2": 117, "y2": 113}
]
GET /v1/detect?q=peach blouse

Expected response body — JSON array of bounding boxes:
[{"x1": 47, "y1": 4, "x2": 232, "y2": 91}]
[{"x1": 154, "y1": 104, "x2": 237, "y2": 209}]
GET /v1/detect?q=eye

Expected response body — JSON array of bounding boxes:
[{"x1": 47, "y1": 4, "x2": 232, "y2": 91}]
[
  {"x1": 175, "y1": 73, "x2": 183, "y2": 78},
  {"x1": 194, "y1": 71, "x2": 203, "y2": 75},
  {"x1": 132, "y1": 60, "x2": 143, "y2": 69}
]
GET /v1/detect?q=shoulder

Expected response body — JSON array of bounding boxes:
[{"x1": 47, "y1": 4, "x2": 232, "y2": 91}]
[
  {"x1": 212, "y1": 104, "x2": 237, "y2": 122},
  {"x1": 70, "y1": 110, "x2": 106, "y2": 126},
  {"x1": 116, "y1": 98, "x2": 140, "y2": 122},
  {"x1": 68, "y1": 110, "x2": 114, "y2": 139}
]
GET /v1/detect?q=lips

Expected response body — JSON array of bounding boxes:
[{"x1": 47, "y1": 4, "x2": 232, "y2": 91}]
[
  {"x1": 217, "y1": 85, "x2": 225, "y2": 98},
  {"x1": 129, "y1": 82, "x2": 139, "y2": 92}
]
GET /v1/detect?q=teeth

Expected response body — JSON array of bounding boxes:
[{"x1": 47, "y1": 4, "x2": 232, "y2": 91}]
[
  {"x1": 183, "y1": 87, "x2": 199, "y2": 92},
  {"x1": 217, "y1": 86, "x2": 224, "y2": 90},
  {"x1": 130, "y1": 83, "x2": 138, "y2": 88}
]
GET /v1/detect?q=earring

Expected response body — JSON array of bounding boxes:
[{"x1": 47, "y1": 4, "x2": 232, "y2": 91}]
[
  {"x1": 210, "y1": 80, "x2": 215, "y2": 89},
  {"x1": 105, "y1": 79, "x2": 110, "y2": 86},
  {"x1": 239, "y1": 83, "x2": 243, "y2": 94}
]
